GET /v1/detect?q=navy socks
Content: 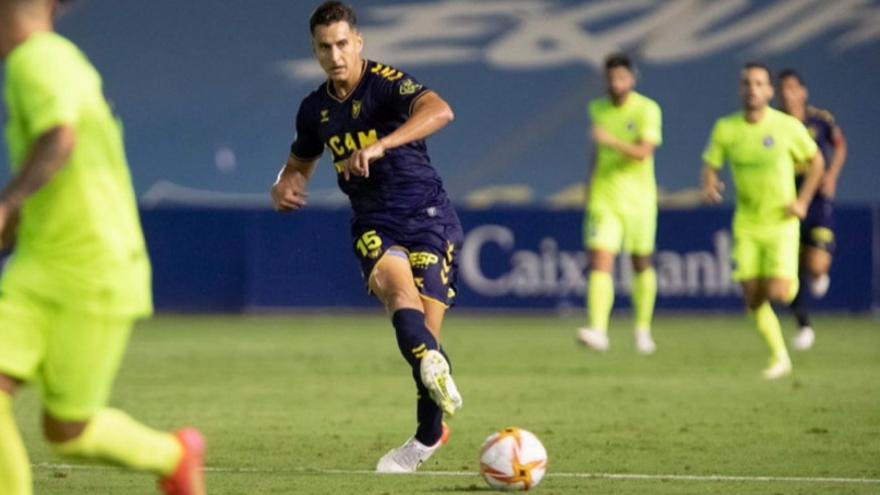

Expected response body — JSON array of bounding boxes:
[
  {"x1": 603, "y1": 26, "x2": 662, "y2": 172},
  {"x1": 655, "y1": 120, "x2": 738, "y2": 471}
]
[{"x1": 392, "y1": 309, "x2": 444, "y2": 445}]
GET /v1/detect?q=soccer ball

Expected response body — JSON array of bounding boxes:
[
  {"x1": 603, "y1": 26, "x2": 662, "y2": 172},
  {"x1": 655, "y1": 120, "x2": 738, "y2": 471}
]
[{"x1": 479, "y1": 427, "x2": 548, "y2": 491}]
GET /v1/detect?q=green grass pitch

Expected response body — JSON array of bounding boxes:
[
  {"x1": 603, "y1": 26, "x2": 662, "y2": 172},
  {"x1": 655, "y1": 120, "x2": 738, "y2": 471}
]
[{"x1": 12, "y1": 313, "x2": 880, "y2": 494}]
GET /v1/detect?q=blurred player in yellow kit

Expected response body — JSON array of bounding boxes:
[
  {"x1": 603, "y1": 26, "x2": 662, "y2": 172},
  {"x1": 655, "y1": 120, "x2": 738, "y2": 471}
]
[
  {"x1": 577, "y1": 54, "x2": 662, "y2": 355},
  {"x1": 0, "y1": 1, "x2": 205, "y2": 493},
  {"x1": 701, "y1": 63, "x2": 824, "y2": 379}
]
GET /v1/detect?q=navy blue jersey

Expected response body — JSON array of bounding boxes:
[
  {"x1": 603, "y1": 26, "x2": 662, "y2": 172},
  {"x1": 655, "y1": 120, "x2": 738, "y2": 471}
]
[
  {"x1": 795, "y1": 105, "x2": 840, "y2": 198},
  {"x1": 290, "y1": 60, "x2": 451, "y2": 220}
]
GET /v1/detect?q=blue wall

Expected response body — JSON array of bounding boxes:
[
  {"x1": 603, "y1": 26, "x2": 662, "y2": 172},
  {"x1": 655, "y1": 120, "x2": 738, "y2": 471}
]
[
  {"x1": 143, "y1": 207, "x2": 878, "y2": 312},
  {"x1": 2, "y1": 0, "x2": 878, "y2": 204}
]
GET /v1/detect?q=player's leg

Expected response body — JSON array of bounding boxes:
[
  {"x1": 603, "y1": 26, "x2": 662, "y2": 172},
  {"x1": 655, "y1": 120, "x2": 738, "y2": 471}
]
[
  {"x1": 357, "y1": 228, "x2": 446, "y2": 468},
  {"x1": 364, "y1": 222, "x2": 463, "y2": 412},
  {"x1": 370, "y1": 238, "x2": 459, "y2": 472},
  {"x1": 753, "y1": 276, "x2": 794, "y2": 379},
  {"x1": 370, "y1": 251, "x2": 446, "y2": 422},
  {"x1": 588, "y1": 249, "x2": 615, "y2": 333},
  {"x1": 742, "y1": 278, "x2": 790, "y2": 378},
  {"x1": 40, "y1": 313, "x2": 204, "y2": 495},
  {"x1": 577, "y1": 207, "x2": 621, "y2": 351},
  {"x1": 354, "y1": 228, "x2": 440, "y2": 387},
  {"x1": 754, "y1": 227, "x2": 798, "y2": 378},
  {"x1": 578, "y1": 248, "x2": 614, "y2": 351},
  {"x1": 0, "y1": 291, "x2": 53, "y2": 495},
  {"x1": 789, "y1": 244, "x2": 813, "y2": 341},
  {"x1": 792, "y1": 199, "x2": 835, "y2": 348},
  {"x1": 625, "y1": 207, "x2": 657, "y2": 355},
  {"x1": 423, "y1": 292, "x2": 453, "y2": 374},
  {"x1": 412, "y1": 234, "x2": 463, "y2": 420},
  {"x1": 803, "y1": 245, "x2": 832, "y2": 296},
  {"x1": 0, "y1": 374, "x2": 31, "y2": 495},
  {"x1": 791, "y1": 244, "x2": 831, "y2": 350},
  {"x1": 421, "y1": 296, "x2": 450, "y2": 433},
  {"x1": 370, "y1": 250, "x2": 435, "y2": 348},
  {"x1": 630, "y1": 254, "x2": 657, "y2": 355},
  {"x1": 735, "y1": 229, "x2": 790, "y2": 379},
  {"x1": 802, "y1": 198, "x2": 835, "y2": 299}
]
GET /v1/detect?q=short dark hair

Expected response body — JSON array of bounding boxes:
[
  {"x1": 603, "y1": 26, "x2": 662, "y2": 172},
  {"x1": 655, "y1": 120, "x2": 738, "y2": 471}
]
[
  {"x1": 310, "y1": 1, "x2": 357, "y2": 35},
  {"x1": 604, "y1": 53, "x2": 633, "y2": 72},
  {"x1": 778, "y1": 68, "x2": 805, "y2": 85},
  {"x1": 743, "y1": 61, "x2": 772, "y2": 80}
]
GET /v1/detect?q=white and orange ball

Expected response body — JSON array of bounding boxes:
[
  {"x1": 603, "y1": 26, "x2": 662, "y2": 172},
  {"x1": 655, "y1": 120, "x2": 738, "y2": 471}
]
[{"x1": 479, "y1": 427, "x2": 548, "y2": 491}]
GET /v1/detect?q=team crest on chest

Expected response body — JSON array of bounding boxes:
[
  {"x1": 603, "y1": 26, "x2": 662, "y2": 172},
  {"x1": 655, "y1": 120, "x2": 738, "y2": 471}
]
[
  {"x1": 626, "y1": 121, "x2": 636, "y2": 132},
  {"x1": 762, "y1": 135, "x2": 774, "y2": 148},
  {"x1": 352, "y1": 100, "x2": 362, "y2": 119},
  {"x1": 320, "y1": 109, "x2": 330, "y2": 124}
]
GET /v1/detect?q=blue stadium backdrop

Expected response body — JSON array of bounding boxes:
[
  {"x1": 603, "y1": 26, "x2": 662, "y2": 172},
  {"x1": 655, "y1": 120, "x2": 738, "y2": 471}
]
[
  {"x1": 141, "y1": 207, "x2": 878, "y2": 312},
  {"x1": 1, "y1": 1, "x2": 878, "y2": 311}
]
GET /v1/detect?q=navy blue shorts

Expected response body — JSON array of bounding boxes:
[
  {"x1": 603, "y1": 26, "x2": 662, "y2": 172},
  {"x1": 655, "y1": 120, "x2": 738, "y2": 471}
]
[
  {"x1": 351, "y1": 206, "x2": 463, "y2": 307},
  {"x1": 800, "y1": 195, "x2": 835, "y2": 253}
]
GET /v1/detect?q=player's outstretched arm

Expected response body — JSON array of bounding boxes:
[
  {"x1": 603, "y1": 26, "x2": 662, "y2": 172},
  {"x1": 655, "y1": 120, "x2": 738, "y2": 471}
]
[
  {"x1": 0, "y1": 125, "x2": 75, "y2": 235},
  {"x1": 271, "y1": 155, "x2": 317, "y2": 212},
  {"x1": 700, "y1": 165, "x2": 724, "y2": 204},
  {"x1": 821, "y1": 127, "x2": 847, "y2": 199},
  {"x1": 789, "y1": 151, "x2": 825, "y2": 219},
  {"x1": 346, "y1": 92, "x2": 453, "y2": 179}
]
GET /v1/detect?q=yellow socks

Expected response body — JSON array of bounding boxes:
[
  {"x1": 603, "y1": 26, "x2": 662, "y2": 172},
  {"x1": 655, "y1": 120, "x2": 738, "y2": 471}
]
[
  {"x1": 51, "y1": 408, "x2": 182, "y2": 476},
  {"x1": 0, "y1": 390, "x2": 32, "y2": 495},
  {"x1": 749, "y1": 302, "x2": 790, "y2": 362},
  {"x1": 588, "y1": 271, "x2": 614, "y2": 332},
  {"x1": 1, "y1": 397, "x2": 183, "y2": 494},
  {"x1": 633, "y1": 268, "x2": 656, "y2": 332}
]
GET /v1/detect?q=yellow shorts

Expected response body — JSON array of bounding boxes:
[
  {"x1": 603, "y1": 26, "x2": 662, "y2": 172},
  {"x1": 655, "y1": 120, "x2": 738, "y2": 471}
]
[
  {"x1": 732, "y1": 223, "x2": 799, "y2": 282},
  {"x1": 0, "y1": 290, "x2": 134, "y2": 421},
  {"x1": 584, "y1": 205, "x2": 656, "y2": 255}
]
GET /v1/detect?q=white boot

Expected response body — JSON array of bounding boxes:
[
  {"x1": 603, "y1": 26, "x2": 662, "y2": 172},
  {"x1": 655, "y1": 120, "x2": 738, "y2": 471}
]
[
  {"x1": 792, "y1": 326, "x2": 815, "y2": 351},
  {"x1": 763, "y1": 356, "x2": 793, "y2": 380},
  {"x1": 809, "y1": 274, "x2": 830, "y2": 298},
  {"x1": 576, "y1": 327, "x2": 609, "y2": 352},
  {"x1": 635, "y1": 330, "x2": 657, "y2": 355},
  {"x1": 420, "y1": 350, "x2": 462, "y2": 416},
  {"x1": 376, "y1": 424, "x2": 449, "y2": 473}
]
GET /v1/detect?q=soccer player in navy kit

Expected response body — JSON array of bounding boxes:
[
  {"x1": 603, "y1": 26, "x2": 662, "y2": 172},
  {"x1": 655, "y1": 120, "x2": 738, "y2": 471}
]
[
  {"x1": 270, "y1": 1, "x2": 463, "y2": 473},
  {"x1": 777, "y1": 69, "x2": 848, "y2": 351}
]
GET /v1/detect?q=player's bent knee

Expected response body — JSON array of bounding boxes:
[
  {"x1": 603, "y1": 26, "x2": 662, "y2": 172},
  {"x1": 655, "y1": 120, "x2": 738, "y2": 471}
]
[
  {"x1": 46, "y1": 420, "x2": 94, "y2": 459},
  {"x1": 42, "y1": 412, "x2": 89, "y2": 444},
  {"x1": 767, "y1": 285, "x2": 793, "y2": 304},
  {"x1": 744, "y1": 299, "x2": 763, "y2": 311},
  {"x1": 385, "y1": 289, "x2": 423, "y2": 313},
  {"x1": 631, "y1": 256, "x2": 652, "y2": 273},
  {"x1": 742, "y1": 291, "x2": 763, "y2": 309},
  {"x1": 589, "y1": 250, "x2": 615, "y2": 272},
  {"x1": 0, "y1": 373, "x2": 21, "y2": 395}
]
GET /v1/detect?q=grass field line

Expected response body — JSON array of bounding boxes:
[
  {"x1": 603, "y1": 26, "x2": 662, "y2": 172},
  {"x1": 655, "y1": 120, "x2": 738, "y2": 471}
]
[{"x1": 32, "y1": 463, "x2": 880, "y2": 485}]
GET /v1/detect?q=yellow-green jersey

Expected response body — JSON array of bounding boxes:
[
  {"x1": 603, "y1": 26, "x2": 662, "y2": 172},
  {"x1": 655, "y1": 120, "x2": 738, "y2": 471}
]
[
  {"x1": 2, "y1": 32, "x2": 151, "y2": 317},
  {"x1": 588, "y1": 91, "x2": 662, "y2": 213},
  {"x1": 703, "y1": 107, "x2": 818, "y2": 232}
]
